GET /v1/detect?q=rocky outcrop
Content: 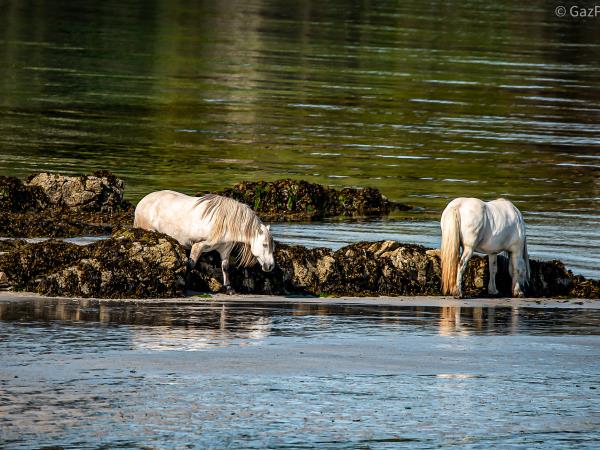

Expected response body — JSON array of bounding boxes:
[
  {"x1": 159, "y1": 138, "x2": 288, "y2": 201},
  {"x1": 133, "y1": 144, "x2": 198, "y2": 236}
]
[
  {"x1": 189, "y1": 241, "x2": 598, "y2": 298},
  {"x1": 2, "y1": 173, "x2": 407, "y2": 236},
  {"x1": 0, "y1": 228, "x2": 187, "y2": 298},
  {"x1": 26, "y1": 170, "x2": 125, "y2": 212},
  {"x1": 207, "y1": 179, "x2": 410, "y2": 221},
  {"x1": 0, "y1": 171, "x2": 133, "y2": 238},
  {"x1": 0, "y1": 234, "x2": 597, "y2": 299}
]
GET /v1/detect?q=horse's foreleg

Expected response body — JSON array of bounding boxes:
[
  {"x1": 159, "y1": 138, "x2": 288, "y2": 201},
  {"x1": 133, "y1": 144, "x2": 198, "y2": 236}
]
[
  {"x1": 510, "y1": 251, "x2": 525, "y2": 298},
  {"x1": 218, "y1": 245, "x2": 235, "y2": 295},
  {"x1": 488, "y1": 254, "x2": 499, "y2": 296},
  {"x1": 455, "y1": 246, "x2": 473, "y2": 298},
  {"x1": 221, "y1": 259, "x2": 234, "y2": 295},
  {"x1": 185, "y1": 242, "x2": 206, "y2": 289},
  {"x1": 188, "y1": 242, "x2": 206, "y2": 270}
]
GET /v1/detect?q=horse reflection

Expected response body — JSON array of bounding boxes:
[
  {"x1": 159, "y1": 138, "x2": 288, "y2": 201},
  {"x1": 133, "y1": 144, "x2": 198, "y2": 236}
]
[
  {"x1": 131, "y1": 309, "x2": 272, "y2": 351},
  {"x1": 438, "y1": 306, "x2": 521, "y2": 335},
  {"x1": 0, "y1": 299, "x2": 273, "y2": 350}
]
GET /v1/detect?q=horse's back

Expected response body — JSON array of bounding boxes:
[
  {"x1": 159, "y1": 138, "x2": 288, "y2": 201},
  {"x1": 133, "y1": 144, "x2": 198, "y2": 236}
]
[
  {"x1": 479, "y1": 198, "x2": 525, "y2": 253},
  {"x1": 134, "y1": 190, "x2": 200, "y2": 247},
  {"x1": 442, "y1": 197, "x2": 525, "y2": 253},
  {"x1": 486, "y1": 198, "x2": 524, "y2": 230}
]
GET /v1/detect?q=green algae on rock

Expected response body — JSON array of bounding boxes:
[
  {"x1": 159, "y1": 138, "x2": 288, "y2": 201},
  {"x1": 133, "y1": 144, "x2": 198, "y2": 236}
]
[
  {"x1": 0, "y1": 171, "x2": 134, "y2": 238},
  {"x1": 209, "y1": 179, "x2": 410, "y2": 221}
]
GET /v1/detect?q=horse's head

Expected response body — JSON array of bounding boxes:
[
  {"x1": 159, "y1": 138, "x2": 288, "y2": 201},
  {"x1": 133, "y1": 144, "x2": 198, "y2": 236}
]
[{"x1": 251, "y1": 224, "x2": 275, "y2": 272}]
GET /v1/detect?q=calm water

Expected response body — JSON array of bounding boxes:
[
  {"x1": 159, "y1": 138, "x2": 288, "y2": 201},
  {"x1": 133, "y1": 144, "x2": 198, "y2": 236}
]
[
  {"x1": 1, "y1": 298, "x2": 600, "y2": 448},
  {"x1": 0, "y1": 1, "x2": 598, "y2": 275}
]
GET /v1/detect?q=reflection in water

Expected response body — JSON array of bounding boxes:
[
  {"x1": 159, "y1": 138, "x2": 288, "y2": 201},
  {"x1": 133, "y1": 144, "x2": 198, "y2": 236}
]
[
  {"x1": 438, "y1": 306, "x2": 521, "y2": 336},
  {"x1": 1, "y1": 298, "x2": 600, "y2": 343}
]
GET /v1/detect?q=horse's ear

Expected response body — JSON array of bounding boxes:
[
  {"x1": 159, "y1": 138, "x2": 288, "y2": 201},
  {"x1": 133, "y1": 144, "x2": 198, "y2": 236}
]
[{"x1": 266, "y1": 225, "x2": 271, "y2": 231}]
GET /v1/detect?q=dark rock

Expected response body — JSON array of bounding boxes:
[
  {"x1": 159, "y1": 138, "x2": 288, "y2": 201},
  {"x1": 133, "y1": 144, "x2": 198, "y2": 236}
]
[
  {"x1": 0, "y1": 235, "x2": 597, "y2": 299},
  {"x1": 0, "y1": 176, "x2": 49, "y2": 212},
  {"x1": 0, "y1": 212, "x2": 119, "y2": 238},
  {"x1": 0, "y1": 228, "x2": 187, "y2": 298},
  {"x1": 207, "y1": 179, "x2": 410, "y2": 221},
  {"x1": 0, "y1": 240, "x2": 86, "y2": 290},
  {"x1": 189, "y1": 241, "x2": 599, "y2": 299},
  {"x1": 0, "y1": 239, "x2": 27, "y2": 253},
  {"x1": 0, "y1": 171, "x2": 134, "y2": 238}
]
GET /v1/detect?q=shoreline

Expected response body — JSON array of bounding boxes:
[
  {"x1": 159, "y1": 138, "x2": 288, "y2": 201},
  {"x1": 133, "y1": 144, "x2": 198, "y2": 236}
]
[{"x1": 1, "y1": 290, "x2": 598, "y2": 309}]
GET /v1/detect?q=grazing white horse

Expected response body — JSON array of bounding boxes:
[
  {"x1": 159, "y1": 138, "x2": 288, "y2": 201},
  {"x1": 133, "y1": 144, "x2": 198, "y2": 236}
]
[
  {"x1": 440, "y1": 197, "x2": 530, "y2": 298},
  {"x1": 134, "y1": 191, "x2": 275, "y2": 294}
]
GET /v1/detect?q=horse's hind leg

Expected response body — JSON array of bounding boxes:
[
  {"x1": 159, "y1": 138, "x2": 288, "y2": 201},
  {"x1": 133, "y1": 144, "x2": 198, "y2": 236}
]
[
  {"x1": 510, "y1": 251, "x2": 525, "y2": 298},
  {"x1": 488, "y1": 254, "x2": 499, "y2": 296},
  {"x1": 455, "y1": 246, "x2": 474, "y2": 298}
]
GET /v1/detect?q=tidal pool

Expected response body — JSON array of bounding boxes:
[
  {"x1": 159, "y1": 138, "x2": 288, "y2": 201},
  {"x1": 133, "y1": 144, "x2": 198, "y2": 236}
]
[{"x1": 1, "y1": 298, "x2": 600, "y2": 448}]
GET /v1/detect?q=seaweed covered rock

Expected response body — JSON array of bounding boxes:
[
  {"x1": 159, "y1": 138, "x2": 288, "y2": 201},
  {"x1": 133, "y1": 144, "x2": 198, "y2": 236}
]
[
  {"x1": 0, "y1": 171, "x2": 134, "y2": 238},
  {"x1": 0, "y1": 176, "x2": 48, "y2": 212},
  {"x1": 0, "y1": 228, "x2": 187, "y2": 298},
  {"x1": 0, "y1": 235, "x2": 597, "y2": 299},
  {"x1": 188, "y1": 241, "x2": 599, "y2": 299},
  {"x1": 211, "y1": 179, "x2": 410, "y2": 221}
]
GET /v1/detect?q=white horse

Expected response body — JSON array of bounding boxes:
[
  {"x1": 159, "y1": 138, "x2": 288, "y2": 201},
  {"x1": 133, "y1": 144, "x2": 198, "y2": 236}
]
[
  {"x1": 440, "y1": 197, "x2": 530, "y2": 298},
  {"x1": 134, "y1": 191, "x2": 275, "y2": 294}
]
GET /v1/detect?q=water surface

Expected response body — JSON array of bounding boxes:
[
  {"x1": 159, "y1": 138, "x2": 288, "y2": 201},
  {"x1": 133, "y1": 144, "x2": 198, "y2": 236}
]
[
  {"x1": 0, "y1": 0, "x2": 598, "y2": 210},
  {"x1": 0, "y1": 1, "x2": 598, "y2": 274},
  {"x1": 1, "y1": 298, "x2": 600, "y2": 448}
]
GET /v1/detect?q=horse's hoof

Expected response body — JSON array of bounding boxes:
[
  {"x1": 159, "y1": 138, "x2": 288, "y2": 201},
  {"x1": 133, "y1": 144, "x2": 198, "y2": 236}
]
[
  {"x1": 513, "y1": 291, "x2": 525, "y2": 298},
  {"x1": 225, "y1": 286, "x2": 235, "y2": 295},
  {"x1": 452, "y1": 289, "x2": 463, "y2": 299}
]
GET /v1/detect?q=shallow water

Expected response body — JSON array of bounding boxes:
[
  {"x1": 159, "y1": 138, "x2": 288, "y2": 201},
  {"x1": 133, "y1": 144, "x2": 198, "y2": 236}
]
[
  {"x1": 1, "y1": 298, "x2": 600, "y2": 448},
  {"x1": 0, "y1": 0, "x2": 598, "y2": 272}
]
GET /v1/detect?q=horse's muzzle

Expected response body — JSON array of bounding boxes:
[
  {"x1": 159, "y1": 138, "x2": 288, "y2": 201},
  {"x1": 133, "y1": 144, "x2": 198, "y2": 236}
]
[{"x1": 262, "y1": 262, "x2": 275, "y2": 272}]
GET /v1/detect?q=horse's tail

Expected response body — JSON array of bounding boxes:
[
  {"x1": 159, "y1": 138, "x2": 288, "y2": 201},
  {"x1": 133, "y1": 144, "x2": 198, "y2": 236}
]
[{"x1": 440, "y1": 205, "x2": 461, "y2": 295}]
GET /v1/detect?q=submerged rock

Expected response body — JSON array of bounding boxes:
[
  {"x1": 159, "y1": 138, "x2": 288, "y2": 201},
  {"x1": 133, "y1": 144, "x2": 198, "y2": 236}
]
[
  {"x1": 0, "y1": 171, "x2": 133, "y2": 238},
  {"x1": 209, "y1": 179, "x2": 410, "y2": 221},
  {"x1": 0, "y1": 228, "x2": 187, "y2": 298}
]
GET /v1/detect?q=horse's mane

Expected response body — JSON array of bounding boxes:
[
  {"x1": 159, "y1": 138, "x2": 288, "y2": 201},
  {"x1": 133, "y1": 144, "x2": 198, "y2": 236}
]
[{"x1": 195, "y1": 194, "x2": 266, "y2": 267}]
